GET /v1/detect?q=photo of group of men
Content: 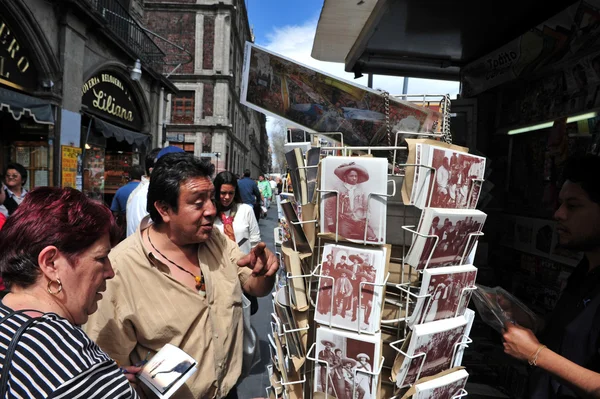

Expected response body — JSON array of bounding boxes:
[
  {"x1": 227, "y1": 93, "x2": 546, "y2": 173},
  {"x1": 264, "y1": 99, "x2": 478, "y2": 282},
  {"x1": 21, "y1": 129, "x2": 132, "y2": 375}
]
[
  {"x1": 428, "y1": 148, "x2": 486, "y2": 209},
  {"x1": 417, "y1": 212, "x2": 485, "y2": 269},
  {"x1": 315, "y1": 244, "x2": 384, "y2": 332},
  {"x1": 315, "y1": 329, "x2": 378, "y2": 399},
  {"x1": 242, "y1": 43, "x2": 441, "y2": 147}
]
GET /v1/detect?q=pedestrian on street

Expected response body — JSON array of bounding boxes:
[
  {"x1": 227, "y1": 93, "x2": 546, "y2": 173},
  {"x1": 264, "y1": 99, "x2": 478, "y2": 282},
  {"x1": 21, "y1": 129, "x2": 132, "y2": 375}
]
[
  {"x1": 111, "y1": 165, "x2": 144, "y2": 237},
  {"x1": 126, "y1": 147, "x2": 162, "y2": 237},
  {"x1": 238, "y1": 169, "x2": 263, "y2": 222},
  {"x1": 0, "y1": 162, "x2": 28, "y2": 217}
]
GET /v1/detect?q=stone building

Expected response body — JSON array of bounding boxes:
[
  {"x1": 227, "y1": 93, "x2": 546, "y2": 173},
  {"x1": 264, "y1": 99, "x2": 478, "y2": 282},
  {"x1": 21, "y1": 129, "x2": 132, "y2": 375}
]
[
  {"x1": 0, "y1": 0, "x2": 176, "y2": 204},
  {"x1": 144, "y1": 0, "x2": 270, "y2": 177}
]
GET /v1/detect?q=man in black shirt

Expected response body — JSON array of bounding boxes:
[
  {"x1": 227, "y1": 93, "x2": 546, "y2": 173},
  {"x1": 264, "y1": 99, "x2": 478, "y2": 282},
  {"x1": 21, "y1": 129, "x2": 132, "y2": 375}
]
[{"x1": 503, "y1": 155, "x2": 600, "y2": 398}]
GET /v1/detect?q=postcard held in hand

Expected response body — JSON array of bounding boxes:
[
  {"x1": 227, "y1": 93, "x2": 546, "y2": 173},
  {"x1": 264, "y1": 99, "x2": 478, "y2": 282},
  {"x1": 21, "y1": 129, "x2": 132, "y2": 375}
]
[{"x1": 138, "y1": 344, "x2": 198, "y2": 399}]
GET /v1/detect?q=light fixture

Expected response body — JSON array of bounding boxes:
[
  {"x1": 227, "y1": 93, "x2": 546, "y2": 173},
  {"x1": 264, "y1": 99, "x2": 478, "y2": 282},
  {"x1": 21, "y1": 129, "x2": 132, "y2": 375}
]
[
  {"x1": 85, "y1": 143, "x2": 91, "y2": 150},
  {"x1": 507, "y1": 112, "x2": 598, "y2": 135},
  {"x1": 130, "y1": 59, "x2": 142, "y2": 81}
]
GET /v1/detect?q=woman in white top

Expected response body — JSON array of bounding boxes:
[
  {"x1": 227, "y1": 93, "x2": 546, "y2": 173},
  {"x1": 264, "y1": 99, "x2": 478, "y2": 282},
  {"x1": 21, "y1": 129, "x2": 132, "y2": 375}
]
[{"x1": 213, "y1": 171, "x2": 261, "y2": 255}]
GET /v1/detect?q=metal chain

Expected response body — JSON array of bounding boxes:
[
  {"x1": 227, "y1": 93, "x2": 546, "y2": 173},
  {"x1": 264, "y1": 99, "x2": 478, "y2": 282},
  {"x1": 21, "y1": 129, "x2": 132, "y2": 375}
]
[
  {"x1": 382, "y1": 90, "x2": 393, "y2": 165},
  {"x1": 442, "y1": 94, "x2": 452, "y2": 144}
]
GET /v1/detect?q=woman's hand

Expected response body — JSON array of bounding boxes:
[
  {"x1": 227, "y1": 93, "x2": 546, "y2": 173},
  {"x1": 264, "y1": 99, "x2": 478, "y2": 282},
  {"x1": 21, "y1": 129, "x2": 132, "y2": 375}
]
[
  {"x1": 120, "y1": 365, "x2": 142, "y2": 383},
  {"x1": 502, "y1": 322, "x2": 541, "y2": 362}
]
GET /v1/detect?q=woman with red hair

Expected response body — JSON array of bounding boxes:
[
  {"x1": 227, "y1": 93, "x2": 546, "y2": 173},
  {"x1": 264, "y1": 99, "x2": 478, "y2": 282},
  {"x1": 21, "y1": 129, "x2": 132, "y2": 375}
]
[{"x1": 0, "y1": 187, "x2": 140, "y2": 398}]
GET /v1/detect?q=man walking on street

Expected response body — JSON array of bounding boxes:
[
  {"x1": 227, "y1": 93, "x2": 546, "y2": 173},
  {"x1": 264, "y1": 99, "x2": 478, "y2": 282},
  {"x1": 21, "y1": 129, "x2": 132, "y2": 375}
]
[{"x1": 238, "y1": 169, "x2": 263, "y2": 222}]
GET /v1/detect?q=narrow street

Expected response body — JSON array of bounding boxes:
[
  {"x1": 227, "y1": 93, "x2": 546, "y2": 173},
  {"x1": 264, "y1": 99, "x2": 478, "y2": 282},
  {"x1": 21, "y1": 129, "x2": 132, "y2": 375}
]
[{"x1": 237, "y1": 204, "x2": 280, "y2": 399}]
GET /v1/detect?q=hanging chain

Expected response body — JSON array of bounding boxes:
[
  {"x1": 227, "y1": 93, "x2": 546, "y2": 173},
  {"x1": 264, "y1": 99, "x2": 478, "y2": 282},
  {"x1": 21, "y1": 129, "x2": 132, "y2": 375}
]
[
  {"x1": 442, "y1": 94, "x2": 452, "y2": 144},
  {"x1": 382, "y1": 90, "x2": 393, "y2": 166}
]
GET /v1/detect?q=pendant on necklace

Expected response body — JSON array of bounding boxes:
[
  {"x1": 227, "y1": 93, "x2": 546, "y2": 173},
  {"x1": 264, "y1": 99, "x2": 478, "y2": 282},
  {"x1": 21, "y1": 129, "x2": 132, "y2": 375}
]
[{"x1": 195, "y1": 276, "x2": 206, "y2": 297}]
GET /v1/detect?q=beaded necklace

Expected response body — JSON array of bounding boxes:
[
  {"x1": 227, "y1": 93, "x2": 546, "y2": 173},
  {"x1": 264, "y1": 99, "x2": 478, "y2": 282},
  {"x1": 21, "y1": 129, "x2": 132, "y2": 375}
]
[{"x1": 147, "y1": 228, "x2": 206, "y2": 294}]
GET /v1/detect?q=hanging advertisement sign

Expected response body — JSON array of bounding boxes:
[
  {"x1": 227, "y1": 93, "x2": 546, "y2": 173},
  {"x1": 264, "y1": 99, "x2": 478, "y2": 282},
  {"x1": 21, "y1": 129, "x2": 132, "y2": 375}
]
[
  {"x1": 61, "y1": 145, "x2": 82, "y2": 189},
  {"x1": 240, "y1": 42, "x2": 442, "y2": 147}
]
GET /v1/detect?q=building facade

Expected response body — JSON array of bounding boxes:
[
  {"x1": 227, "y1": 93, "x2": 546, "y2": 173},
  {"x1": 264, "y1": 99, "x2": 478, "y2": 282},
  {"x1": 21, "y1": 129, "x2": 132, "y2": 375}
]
[
  {"x1": 0, "y1": 0, "x2": 176, "y2": 204},
  {"x1": 144, "y1": 0, "x2": 269, "y2": 177}
]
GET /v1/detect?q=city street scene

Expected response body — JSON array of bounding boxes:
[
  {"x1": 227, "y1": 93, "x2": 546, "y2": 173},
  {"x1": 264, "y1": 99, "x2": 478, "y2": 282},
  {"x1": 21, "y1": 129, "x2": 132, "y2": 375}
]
[{"x1": 1, "y1": 1, "x2": 600, "y2": 399}]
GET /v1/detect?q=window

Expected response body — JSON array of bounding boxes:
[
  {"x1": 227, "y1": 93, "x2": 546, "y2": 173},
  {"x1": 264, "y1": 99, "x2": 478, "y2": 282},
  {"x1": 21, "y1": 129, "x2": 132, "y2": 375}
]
[{"x1": 171, "y1": 91, "x2": 194, "y2": 124}]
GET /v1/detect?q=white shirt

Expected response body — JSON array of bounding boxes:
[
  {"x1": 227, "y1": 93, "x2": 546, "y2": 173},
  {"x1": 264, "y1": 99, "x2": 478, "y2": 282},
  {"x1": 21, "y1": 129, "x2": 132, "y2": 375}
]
[
  {"x1": 0, "y1": 185, "x2": 28, "y2": 217},
  {"x1": 269, "y1": 180, "x2": 277, "y2": 194},
  {"x1": 213, "y1": 203, "x2": 261, "y2": 254},
  {"x1": 126, "y1": 177, "x2": 149, "y2": 237}
]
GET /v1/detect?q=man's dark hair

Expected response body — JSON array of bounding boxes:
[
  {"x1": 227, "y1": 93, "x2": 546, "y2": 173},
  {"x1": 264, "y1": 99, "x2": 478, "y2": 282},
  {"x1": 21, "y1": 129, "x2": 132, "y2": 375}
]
[
  {"x1": 243, "y1": 169, "x2": 251, "y2": 178},
  {"x1": 147, "y1": 153, "x2": 214, "y2": 224},
  {"x1": 563, "y1": 154, "x2": 600, "y2": 204},
  {"x1": 6, "y1": 162, "x2": 27, "y2": 185},
  {"x1": 129, "y1": 165, "x2": 144, "y2": 181},
  {"x1": 144, "y1": 148, "x2": 162, "y2": 176}
]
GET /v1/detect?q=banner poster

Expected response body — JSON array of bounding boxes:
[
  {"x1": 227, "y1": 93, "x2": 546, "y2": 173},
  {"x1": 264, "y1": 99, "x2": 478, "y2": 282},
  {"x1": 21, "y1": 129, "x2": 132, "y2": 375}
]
[
  {"x1": 463, "y1": 1, "x2": 600, "y2": 97},
  {"x1": 61, "y1": 145, "x2": 82, "y2": 189},
  {"x1": 240, "y1": 42, "x2": 442, "y2": 147}
]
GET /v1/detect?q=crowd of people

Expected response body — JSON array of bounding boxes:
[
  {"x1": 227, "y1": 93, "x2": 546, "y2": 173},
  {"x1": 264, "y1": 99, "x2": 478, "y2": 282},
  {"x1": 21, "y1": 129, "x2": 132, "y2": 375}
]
[
  {"x1": 1, "y1": 148, "x2": 600, "y2": 399},
  {"x1": 0, "y1": 148, "x2": 280, "y2": 399}
]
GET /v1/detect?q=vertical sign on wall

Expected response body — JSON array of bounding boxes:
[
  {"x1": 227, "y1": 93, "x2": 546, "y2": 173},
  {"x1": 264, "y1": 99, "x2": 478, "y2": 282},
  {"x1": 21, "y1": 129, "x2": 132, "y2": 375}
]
[{"x1": 61, "y1": 146, "x2": 82, "y2": 189}]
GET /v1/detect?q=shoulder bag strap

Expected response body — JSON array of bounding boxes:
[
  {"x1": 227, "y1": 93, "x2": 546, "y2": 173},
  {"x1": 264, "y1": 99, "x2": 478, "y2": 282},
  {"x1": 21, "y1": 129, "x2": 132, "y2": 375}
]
[{"x1": 0, "y1": 310, "x2": 43, "y2": 398}]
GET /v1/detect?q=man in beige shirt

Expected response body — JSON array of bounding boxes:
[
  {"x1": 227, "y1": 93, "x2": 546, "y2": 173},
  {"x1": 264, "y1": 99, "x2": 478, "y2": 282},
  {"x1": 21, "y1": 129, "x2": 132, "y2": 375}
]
[{"x1": 84, "y1": 152, "x2": 278, "y2": 399}]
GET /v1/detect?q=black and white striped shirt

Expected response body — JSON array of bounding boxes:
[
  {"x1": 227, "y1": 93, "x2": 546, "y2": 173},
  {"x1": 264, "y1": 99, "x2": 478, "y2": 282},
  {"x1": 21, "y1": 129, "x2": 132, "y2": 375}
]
[{"x1": 0, "y1": 303, "x2": 139, "y2": 398}]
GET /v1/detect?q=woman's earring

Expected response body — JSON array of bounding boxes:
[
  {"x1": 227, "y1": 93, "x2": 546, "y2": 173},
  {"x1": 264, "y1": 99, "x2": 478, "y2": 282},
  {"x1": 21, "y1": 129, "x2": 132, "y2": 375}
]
[{"x1": 47, "y1": 278, "x2": 63, "y2": 295}]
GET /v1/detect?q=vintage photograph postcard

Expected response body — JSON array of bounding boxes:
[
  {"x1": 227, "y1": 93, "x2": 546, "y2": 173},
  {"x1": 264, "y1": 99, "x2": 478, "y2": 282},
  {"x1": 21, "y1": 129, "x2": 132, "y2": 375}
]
[
  {"x1": 315, "y1": 243, "x2": 386, "y2": 333},
  {"x1": 241, "y1": 42, "x2": 441, "y2": 148},
  {"x1": 405, "y1": 208, "x2": 487, "y2": 270},
  {"x1": 423, "y1": 146, "x2": 486, "y2": 209},
  {"x1": 412, "y1": 369, "x2": 469, "y2": 399},
  {"x1": 138, "y1": 344, "x2": 197, "y2": 399},
  {"x1": 314, "y1": 327, "x2": 381, "y2": 399},
  {"x1": 395, "y1": 311, "x2": 474, "y2": 388},
  {"x1": 409, "y1": 265, "x2": 478, "y2": 327},
  {"x1": 319, "y1": 156, "x2": 388, "y2": 244}
]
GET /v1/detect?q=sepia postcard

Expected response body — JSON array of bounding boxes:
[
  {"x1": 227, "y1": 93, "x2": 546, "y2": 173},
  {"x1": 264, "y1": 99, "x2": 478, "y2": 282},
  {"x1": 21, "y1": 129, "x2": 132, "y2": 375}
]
[
  {"x1": 314, "y1": 327, "x2": 381, "y2": 399},
  {"x1": 409, "y1": 265, "x2": 478, "y2": 327},
  {"x1": 405, "y1": 208, "x2": 487, "y2": 270},
  {"x1": 394, "y1": 310, "x2": 474, "y2": 388},
  {"x1": 315, "y1": 243, "x2": 387, "y2": 333},
  {"x1": 319, "y1": 156, "x2": 388, "y2": 245}
]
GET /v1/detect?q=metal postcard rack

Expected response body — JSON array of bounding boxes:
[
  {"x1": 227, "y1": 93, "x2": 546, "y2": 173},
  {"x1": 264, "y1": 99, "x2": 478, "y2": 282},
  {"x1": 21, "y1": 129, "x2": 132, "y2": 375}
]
[{"x1": 267, "y1": 94, "x2": 480, "y2": 398}]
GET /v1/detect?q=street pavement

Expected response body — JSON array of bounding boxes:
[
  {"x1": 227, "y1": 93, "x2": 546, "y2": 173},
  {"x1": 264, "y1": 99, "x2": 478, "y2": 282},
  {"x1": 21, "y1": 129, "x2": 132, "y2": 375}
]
[{"x1": 237, "y1": 204, "x2": 279, "y2": 399}]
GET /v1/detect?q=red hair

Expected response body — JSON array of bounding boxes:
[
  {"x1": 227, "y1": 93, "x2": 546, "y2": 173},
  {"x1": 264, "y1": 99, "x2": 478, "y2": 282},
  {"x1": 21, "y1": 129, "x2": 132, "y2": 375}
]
[{"x1": 0, "y1": 187, "x2": 120, "y2": 289}]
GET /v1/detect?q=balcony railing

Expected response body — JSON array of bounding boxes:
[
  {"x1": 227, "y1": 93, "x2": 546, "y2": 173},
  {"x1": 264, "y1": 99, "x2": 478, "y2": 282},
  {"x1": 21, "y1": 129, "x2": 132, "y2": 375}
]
[{"x1": 84, "y1": 0, "x2": 165, "y2": 70}]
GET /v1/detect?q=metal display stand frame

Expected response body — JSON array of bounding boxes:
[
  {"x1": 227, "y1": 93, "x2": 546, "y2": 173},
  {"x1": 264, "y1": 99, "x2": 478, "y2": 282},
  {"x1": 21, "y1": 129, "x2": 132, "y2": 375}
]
[{"x1": 266, "y1": 94, "x2": 481, "y2": 398}]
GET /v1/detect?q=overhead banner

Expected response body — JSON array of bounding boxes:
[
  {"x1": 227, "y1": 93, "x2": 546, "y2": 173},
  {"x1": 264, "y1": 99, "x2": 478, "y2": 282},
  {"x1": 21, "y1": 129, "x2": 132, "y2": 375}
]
[
  {"x1": 462, "y1": 1, "x2": 600, "y2": 96},
  {"x1": 240, "y1": 42, "x2": 442, "y2": 147}
]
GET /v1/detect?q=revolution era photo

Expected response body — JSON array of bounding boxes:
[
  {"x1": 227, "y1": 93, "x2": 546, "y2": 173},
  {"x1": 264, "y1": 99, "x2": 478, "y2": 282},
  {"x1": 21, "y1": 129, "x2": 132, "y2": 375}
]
[
  {"x1": 319, "y1": 157, "x2": 388, "y2": 244},
  {"x1": 315, "y1": 244, "x2": 386, "y2": 333},
  {"x1": 314, "y1": 327, "x2": 380, "y2": 399}
]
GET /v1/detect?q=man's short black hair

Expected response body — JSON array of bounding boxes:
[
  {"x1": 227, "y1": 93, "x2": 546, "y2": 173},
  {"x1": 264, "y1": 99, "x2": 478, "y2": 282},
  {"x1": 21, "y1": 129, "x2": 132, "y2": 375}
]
[
  {"x1": 147, "y1": 153, "x2": 214, "y2": 224},
  {"x1": 244, "y1": 169, "x2": 251, "y2": 178},
  {"x1": 144, "y1": 148, "x2": 162, "y2": 176},
  {"x1": 563, "y1": 154, "x2": 600, "y2": 204},
  {"x1": 6, "y1": 162, "x2": 27, "y2": 185},
  {"x1": 129, "y1": 165, "x2": 144, "y2": 181}
]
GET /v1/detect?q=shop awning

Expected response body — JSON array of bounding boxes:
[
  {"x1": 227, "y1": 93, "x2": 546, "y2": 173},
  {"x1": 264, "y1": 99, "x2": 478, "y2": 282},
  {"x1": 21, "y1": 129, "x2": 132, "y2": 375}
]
[
  {"x1": 0, "y1": 86, "x2": 54, "y2": 124},
  {"x1": 93, "y1": 118, "x2": 151, "y2": 148},
  {"x1": 312, "y1": 0, "x2": 579, "y2": 80}
]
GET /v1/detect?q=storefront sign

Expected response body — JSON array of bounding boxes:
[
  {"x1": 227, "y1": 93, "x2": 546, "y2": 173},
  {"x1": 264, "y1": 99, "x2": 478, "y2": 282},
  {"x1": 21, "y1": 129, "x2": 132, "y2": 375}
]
[
  {"x1": 82, "y1": 72, "x2": 142, "y2": 130},
  {"x1": 61, "y1": 146, "x2": 82, "y2": 189},
  {"x1": 462, "y1": 1, "x2": 593, "y2": 97},
  {"x1": 166, "y1": 133, "x2": 185, "y2": 142},
  {"x1": 0, "y1": 17, "x2": 38, "y2": 92}
]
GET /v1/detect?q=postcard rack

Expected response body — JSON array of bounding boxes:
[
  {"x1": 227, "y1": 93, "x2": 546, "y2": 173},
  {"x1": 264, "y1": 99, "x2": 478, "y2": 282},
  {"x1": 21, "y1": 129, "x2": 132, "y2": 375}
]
[{"x1": 267, "y1": 96, "x2": 487, "y2": 398}]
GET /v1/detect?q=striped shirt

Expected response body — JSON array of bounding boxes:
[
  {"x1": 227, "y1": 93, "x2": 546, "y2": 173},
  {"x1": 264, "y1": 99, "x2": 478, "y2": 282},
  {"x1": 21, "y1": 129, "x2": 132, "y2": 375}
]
[{"x1": 0, "y1": 303, "x2": 139, "y2": 399}]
